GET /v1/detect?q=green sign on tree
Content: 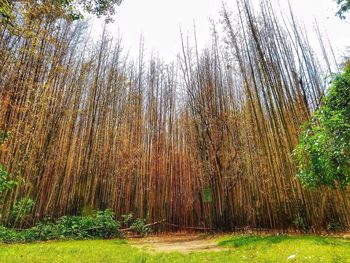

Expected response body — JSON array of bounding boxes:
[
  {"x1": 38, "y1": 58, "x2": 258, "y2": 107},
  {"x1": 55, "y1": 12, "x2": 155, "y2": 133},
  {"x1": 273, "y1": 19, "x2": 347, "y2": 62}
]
[{"x1": 202, "y1": 188, "x2": 213, "y2": 203}]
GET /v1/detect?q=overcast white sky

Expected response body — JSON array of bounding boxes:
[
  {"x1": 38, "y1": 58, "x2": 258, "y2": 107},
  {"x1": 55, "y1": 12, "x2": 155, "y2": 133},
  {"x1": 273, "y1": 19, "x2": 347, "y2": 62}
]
[{"x1": 90, "y1": 0, "x2": 350, "y2": 62}]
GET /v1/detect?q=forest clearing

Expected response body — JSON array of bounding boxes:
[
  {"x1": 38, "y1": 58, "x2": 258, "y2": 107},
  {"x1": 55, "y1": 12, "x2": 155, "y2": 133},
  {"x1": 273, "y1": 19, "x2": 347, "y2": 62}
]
[{"x1": 0, "y1": 0, "x2": 350, "y2": 262}]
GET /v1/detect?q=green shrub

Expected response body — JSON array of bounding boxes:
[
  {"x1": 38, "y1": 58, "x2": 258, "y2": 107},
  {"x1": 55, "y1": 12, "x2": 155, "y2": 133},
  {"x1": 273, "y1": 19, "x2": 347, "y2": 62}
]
[
  {"x1": 0, "y1": 130, "x2": 10, "y2": 145},
  {"x1": 121, "y1": 213, "x2": 133, "y2": 226},
  {"x1": 327, "y1": 220, "x2": 344, "y2": 232},
  {"x1": 0, "y1": 164, "x2": 16, "y2": 195},
  {"x1": 0, "y1": 209, "x2": 121, "y2": 243},
  {"x1": 130, "y1": 218, "x2": 152, "y2": 237},
  {"x1": 55, "y1": 209, "x2": 120, "y2": 239},
  {"x1": 0, "y1": 226, "x2": 21, "y2": 243},
  {"x1": 9, "y1": 198, "x2": 35, "y2": 225},
  {"x1": 81, "y1": 205, "x2": 96, "y2": 216},
  {"x1": 292, "y1": 215, "x2": 308, "y2": 231},
  {"x1": 294, "y1": 66, "x2": 350, "y2": 189}
]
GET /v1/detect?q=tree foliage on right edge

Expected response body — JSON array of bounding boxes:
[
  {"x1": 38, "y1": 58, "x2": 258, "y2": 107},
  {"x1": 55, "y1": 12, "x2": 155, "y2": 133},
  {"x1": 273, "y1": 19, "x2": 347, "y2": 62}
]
[
  {"x1": 336, "y1": 0, "x2": 350, "y2": 18},
  {"x1": 294, "y1": 65, "x2": 350, "y2": 189}
]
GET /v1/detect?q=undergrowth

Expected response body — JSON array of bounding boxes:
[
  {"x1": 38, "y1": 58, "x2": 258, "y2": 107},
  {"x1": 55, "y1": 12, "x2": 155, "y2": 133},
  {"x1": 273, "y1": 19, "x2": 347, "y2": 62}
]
[{"x1": 0, "y1": 210, "x2": 152, "y2": 243}]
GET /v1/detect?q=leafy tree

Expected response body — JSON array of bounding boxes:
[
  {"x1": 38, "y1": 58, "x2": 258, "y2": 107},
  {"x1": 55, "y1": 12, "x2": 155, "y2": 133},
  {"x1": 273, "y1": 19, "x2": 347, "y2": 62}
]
[
  {"x1": 294, "y1": 66, "x2": 350, "y2": 189},
  {"x1": 64, "y1": 0, "x2": 123, "y2": 21},
  {"x1": 0, "y1": 0, "x2": 123, "y2": 26},
  {"x1": 336, "y1": 0, "x2": 350, "y2": 19}
]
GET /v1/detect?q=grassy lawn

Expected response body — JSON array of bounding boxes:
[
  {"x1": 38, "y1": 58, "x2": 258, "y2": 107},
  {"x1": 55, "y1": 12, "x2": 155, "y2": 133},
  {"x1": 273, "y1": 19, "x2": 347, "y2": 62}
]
[{"x1": 0, "y1": 235, "x2": 349, "y2": 262}]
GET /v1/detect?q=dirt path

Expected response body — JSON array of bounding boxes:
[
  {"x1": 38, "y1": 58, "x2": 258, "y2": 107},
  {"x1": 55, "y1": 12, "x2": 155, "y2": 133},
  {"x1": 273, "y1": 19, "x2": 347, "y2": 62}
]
[
  {"x1": 130, "y1": 234, "x2": 225, "y2": 253},
  {"x1": 130, "y1": 231, "x2": 350, "y2": 253}
]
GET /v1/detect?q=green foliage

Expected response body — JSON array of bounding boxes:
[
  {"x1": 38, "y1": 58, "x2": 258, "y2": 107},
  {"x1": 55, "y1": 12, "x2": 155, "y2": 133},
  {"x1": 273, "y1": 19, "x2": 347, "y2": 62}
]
[
  {"x1": 0, "y1": 209, "x2": 121, "y2": 243},
  {"x1": 121, "y1": 213, "x2": 133, "y2": 226},
  {"x1": 56, "y1": 209, "x2": 120, "y2": 239},
  {"x1": 292, "y1": 215, "x2": 308, "y2": 231},
  {"x1": 80, "y1": 205, "x2": 96, "y2": 216},
  {"x1": 0, "y1": 0, "x2": 14, "y2": 26},
  {"x1": 336, "y1": 0, "x2": 350, "y2": 19},
  {"x1": 40, "y1": 0, "x2": 123, "y2": 22},
  {"x1": 9, "y1": 198, "x2": 35, "y2": 225},
  {"x1": 218, "y1": 235, "x2": 286, "y2": 247},
  {"x1": 69, "y1": 0, "x2": 123, "y2": 22},
  {"x1": 218, "y1": 235, "x2": 350, "y2": 250},
  {"x1": 0, "y1": 131, "x2": 14, "y2": 195},
  {"x1": 0, "y1": 130, "x2": 10, "y2": 145},
  {"x1": 120, "y1": 213, "x2": 152, "y2": 236},
  {"x1": 130, "y1": 218, "x2": 152, "y2": 237},
  {"x1": 0, "y1": 164, "x2": 16, "y2": 195},
  {"x1": 327, "y1": 219, "x2": 344, "y2": 232},
  {"x1": 294, "y1": 66, "x2": 350, "y2": 189},
  {"x1": 0, "y1": 0, "x2": 123, "y2": 28},
  {"x1": 202, "y1": 188, "x2": 213, "y2": 203}
]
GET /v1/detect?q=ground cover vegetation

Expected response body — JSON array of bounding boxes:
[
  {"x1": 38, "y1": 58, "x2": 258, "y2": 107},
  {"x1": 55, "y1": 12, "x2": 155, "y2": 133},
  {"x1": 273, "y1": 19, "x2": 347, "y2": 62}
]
[
  {"x1": 0, "y1": 209, "x2": 152, "y2": 243},
  {"x1": 0, "y1": 235, "x2": 350, "y2": 262},
  {"x1": 0, "y1": 0, "x2": 349, "y2": 238}
]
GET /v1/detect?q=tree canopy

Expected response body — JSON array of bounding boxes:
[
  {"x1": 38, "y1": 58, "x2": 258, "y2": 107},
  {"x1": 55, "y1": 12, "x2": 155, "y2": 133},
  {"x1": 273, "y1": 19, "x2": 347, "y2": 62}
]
[
  {"x1": 59, "y1": 0, "x2": 123, "y2": 21},
  {"x1": 0, "y1": 0, "x2": 123, "y2": 26}
]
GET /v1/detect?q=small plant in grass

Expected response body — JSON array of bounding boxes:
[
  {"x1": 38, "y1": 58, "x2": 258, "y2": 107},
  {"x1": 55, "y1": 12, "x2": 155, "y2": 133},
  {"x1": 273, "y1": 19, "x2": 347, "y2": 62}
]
[{"x1": 218, "y1": 235, "x2": 287, "y2": 247}]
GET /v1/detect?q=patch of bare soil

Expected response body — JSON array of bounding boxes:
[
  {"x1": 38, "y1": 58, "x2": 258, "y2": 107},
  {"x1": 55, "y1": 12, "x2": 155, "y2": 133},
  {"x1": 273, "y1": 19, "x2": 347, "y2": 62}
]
[{"x1": 129, "y1": 233, "x2": 225, "y2": 253}]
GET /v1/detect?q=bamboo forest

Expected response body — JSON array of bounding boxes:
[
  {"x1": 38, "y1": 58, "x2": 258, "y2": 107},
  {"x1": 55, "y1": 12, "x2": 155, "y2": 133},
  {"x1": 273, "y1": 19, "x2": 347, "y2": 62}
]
[{"x1": 0, "y1": 0, "x2": 349, "y2": 262}]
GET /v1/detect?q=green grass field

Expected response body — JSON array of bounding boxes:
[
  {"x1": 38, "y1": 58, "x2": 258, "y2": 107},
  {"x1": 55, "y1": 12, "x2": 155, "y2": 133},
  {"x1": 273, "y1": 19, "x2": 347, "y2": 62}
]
[{"x1": 0, "y1": 235, "x2": 349, "y2": 262}]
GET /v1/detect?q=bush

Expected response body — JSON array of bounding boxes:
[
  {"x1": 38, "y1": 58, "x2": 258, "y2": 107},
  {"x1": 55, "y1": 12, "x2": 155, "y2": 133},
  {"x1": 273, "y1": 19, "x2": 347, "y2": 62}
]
[
  {"x1": 0, "y1": 164, "x2": 16, "y2": 195},
  {"x1": 119, "y1": 213, "x2": 152, "y2": 237},
  {"x1": 121, "y1": 213, "x2": 133, "y2": 226},
  {"x1": 0, "y1": 164, "x2": 17, "y2": 224},
  {"x1": 327, "y1": 220, "x2": 344, "y2": 232},
  {"x1": 292, "y1": 215, "x2": 308, "y2": 231},
  {"x1": 130, "y1": 218, "x2": 152, "y2": 237},
  {"x1": 0, "y1": 209, "x2": 121, "y2": 243},
  {"x1": 294, "y1": 66, "x2": 350, "y2": 189},
  {"x1": 56, "y1": 209, "x2": 120, "y2": 239},
  {"x1": 9, "y1": 198, "x2": 35, "y2": 225}
]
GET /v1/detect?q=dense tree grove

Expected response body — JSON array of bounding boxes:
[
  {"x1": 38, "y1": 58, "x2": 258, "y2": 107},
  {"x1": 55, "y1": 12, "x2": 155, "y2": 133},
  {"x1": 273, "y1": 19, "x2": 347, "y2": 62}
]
[{"x1": 0, "y1": 0, "x2": 349, "y2": 232}]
